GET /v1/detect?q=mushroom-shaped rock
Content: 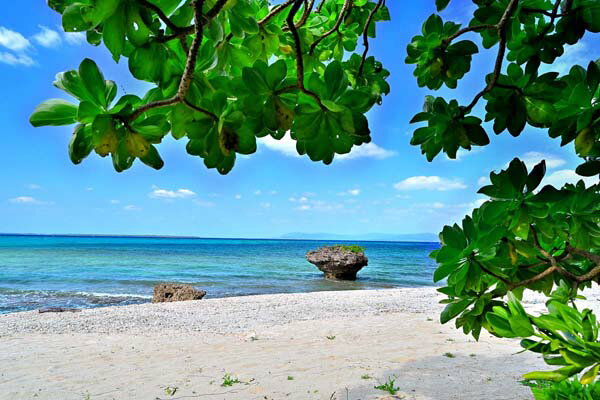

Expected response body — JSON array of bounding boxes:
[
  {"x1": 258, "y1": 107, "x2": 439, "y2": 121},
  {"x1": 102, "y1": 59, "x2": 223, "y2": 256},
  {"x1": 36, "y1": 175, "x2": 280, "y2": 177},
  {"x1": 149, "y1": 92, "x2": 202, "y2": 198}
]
[
  {"x1": 152, "y1": 283, "x2": 207, "y2": 303},
  {"x1": 306, "y1": 246, "x2": 368, "y2": 280}
]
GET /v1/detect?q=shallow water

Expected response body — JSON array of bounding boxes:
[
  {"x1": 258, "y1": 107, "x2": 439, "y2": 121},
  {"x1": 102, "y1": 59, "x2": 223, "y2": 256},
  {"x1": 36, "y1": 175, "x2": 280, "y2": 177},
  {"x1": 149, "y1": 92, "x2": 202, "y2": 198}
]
[{"x1": 0, "y1": 235, "x2": 439, "y2": 313}]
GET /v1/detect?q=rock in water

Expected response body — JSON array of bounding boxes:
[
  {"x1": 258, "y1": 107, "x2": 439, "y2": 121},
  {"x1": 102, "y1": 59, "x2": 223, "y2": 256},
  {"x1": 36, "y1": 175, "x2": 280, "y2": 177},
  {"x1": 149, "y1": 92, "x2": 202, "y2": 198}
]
[
  {"x1": 306, "y1": 246, "x2": 368, "y2": 280},
  {"x1": 152, "y1": 283, "x2": 207, "y2": 303}
]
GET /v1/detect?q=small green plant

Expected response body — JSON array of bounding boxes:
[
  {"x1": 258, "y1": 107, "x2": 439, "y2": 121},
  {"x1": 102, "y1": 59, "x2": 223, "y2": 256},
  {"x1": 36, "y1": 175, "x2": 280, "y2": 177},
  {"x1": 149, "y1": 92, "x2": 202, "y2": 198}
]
[
  {"x1": 374, "y1": 376, "x2": 400, "y2": 395},
  {"x1": 82, "y1": 393, "x2": 91, "y2": 400},
  {"x1": 443, "y1": 352, "x2": 456, "y2": 358},
  {"x1": 287, "y1": 376, "x2": 294, "y2": 381},
  {"x1": 530, "y1": 379, "x2": 600, "y2": 400},
  {"x1": 326, "y1": 335, "x2": 336, "y2": 340},
  {"x1": 221, "y1": 373, "x2": 241, "y2": 387},
  {"x1": 361, "y1": 374, "x2": 372, "y2": 380},
  {"x1": 163, "y1": 386, "x2": 177, "y2": 396},
  {"x1": 331, "y1": 244, "x2": 365, "y2": 253}
]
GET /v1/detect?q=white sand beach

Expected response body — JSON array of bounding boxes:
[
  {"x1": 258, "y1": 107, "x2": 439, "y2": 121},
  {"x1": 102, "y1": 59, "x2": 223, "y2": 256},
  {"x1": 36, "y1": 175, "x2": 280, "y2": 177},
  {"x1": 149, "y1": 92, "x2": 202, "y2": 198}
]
[{"x1": 2, "y1": 287, "x2": 599, "y2": 400}]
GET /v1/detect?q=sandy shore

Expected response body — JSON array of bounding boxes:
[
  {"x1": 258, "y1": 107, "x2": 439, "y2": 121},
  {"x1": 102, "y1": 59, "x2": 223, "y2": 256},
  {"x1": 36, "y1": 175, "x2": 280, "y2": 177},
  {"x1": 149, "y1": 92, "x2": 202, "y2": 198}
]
[{"x1": 2, "y1": 287, "x2": 599, "y2": 400}]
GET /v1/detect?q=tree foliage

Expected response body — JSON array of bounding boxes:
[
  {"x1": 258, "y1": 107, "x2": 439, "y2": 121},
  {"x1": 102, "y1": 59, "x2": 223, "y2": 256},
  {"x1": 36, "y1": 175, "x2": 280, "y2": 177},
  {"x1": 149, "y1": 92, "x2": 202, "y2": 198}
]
[
  {"x1": 407, "y1": 0, "x2": 600, "y2": 385},
  {"x1": 31, "y1": 0, "x2": 390, "y2": 173}
]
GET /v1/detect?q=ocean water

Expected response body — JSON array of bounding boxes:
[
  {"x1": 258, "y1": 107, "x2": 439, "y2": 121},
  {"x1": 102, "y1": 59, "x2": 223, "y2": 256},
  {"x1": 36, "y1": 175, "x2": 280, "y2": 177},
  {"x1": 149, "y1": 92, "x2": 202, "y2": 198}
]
[{"x1": 0, "y1": 235, "x2": 439, "y2": 314}]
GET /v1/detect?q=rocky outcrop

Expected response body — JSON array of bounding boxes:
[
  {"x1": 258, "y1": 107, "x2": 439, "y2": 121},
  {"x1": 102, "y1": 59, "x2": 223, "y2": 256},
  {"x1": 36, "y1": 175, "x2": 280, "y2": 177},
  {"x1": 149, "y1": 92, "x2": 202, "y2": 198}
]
[
  {"x1": 306, "y1": 246, "x2": 368, "y2": 280},
  {"x1": 152, "y1": 283, "x2": 207, "y2": 303}
]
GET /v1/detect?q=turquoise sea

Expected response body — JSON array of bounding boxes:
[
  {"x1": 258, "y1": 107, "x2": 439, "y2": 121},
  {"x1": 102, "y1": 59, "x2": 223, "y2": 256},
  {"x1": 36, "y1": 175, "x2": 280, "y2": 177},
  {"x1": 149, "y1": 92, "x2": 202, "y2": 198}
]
[{"x1": 0, "y1": 235, "x2": 439, "y2": 314}]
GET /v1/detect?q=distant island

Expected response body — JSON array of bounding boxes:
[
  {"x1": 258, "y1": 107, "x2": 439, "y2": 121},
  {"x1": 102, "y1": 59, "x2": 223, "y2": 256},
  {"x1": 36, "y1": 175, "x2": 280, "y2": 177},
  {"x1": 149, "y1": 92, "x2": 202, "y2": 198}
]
[
  {"x1": 279, "y1": 232, "x2": 438, "y2": 242},
  {"x1": 1, "y1": 232, "x2": 439, "y2": 242}
]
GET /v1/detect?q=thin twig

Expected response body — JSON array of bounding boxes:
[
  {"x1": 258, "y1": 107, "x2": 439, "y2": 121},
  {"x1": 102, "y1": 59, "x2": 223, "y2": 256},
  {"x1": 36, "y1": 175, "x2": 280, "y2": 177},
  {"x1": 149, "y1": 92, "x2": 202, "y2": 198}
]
[
  {"x1": 258, "y1": 0, "x2": 296, "y2": 26},
  {"x1": 128, "y1": 0, "x2": 206, "y2": 122},
  {"x1": 138, "y1": 0, "x2": 185, "y2": 33},
  {"x1": 183, "y1": 99, "x2": 219, "y2": 120},
  {"x1": 460, "y1": 0, "x2": 520, "y2": 115},
  {"x1": 309, "y1": 0, "x2": 351, "y2": 54},
  {"x1": 357, "y1": 0, "x2": 383, "y2": 78},
  {"x1": 443, "y1": 24, "x2": 497, "y2": 45}
]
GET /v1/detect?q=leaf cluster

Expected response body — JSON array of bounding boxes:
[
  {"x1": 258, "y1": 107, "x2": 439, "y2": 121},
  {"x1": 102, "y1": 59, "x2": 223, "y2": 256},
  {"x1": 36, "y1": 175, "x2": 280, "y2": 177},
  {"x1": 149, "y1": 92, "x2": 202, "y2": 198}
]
[{"x1": 32, "y1": 0, "x2": 391, "y2": 173}]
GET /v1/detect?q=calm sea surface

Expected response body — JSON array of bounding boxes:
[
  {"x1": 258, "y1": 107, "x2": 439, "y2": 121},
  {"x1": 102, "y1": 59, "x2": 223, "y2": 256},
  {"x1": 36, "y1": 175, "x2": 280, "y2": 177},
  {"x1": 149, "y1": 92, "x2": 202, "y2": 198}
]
[{"x1": 0, "y1": 235, "x2": 439, "y2": 314}]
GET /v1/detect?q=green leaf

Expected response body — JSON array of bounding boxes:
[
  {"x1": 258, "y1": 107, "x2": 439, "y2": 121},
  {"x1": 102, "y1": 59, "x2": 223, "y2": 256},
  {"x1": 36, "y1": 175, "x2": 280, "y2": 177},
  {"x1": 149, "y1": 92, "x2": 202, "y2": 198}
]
[
  {"x1": 79, "y1": 58, "x2": 107, "y2": 107},
  {"x1": 526, "y1": 160, "x2": 546, "y2": 192},
  {"x1": 436, "y1": 0, "x2": 450, "y2": 11},
  {"x1": 68, "y1": 124, "x2": 93, "y2": 164},
  {"x1": 139, "y1": 145, "x2": 164, "y2": 170},
  {"x1": 441, "y1": 299, "x2": 472, "y2": 324},
  {"x1": 580, "y1": 364, "x2": 599, "y2": 384},
  {"x1": 30, "y1": 99, "x2": 78, "y2": 127},
  {"x1": 103, "y1": 6, "x2": 126, "y2": 62}
]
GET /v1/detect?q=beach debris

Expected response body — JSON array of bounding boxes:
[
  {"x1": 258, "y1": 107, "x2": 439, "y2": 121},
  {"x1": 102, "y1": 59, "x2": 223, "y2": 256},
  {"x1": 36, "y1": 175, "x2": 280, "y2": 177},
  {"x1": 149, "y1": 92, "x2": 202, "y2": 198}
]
[
  {"x1": 38, "y1": 307, "x2": 81, "y2": 313},
  {"x1": 306, "y1": 246, "x2": 368, "y2": 280},
  {"x1": 152, "y1": 283, "x2": 206, "y2": 303}
]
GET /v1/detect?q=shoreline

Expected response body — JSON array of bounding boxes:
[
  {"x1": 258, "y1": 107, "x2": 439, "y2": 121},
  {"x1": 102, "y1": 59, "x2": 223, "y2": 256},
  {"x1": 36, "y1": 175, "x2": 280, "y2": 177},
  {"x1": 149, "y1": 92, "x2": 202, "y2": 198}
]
[{"x1": 2, "y1": 287, "x2": 600, "y2": 399}]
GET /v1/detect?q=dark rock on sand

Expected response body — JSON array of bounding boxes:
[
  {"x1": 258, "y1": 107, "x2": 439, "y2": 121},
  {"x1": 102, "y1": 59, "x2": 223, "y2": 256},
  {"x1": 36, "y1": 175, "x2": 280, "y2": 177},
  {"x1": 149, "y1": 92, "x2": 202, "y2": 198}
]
[
  {"x1": 152, "y1": 283, "x2": 207, "y2": 303},
  {"x1": 306, "y1": 246, "x2": 368, "y2": 280}
]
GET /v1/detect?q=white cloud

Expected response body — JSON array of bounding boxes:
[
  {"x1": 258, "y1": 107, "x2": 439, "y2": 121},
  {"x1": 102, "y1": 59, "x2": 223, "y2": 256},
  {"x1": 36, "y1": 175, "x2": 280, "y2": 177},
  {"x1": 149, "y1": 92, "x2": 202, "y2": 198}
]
[
  {"x1": 289, "y1": 196, "x2": 309, "y2": 203},
  {"x1": 260, "y1": 202, "x2": 271, "y2": 209},
  {"x1": 110, "y1": 200, "x2": 120, "y2": 204},
  {"x1": 26, "y1": 184, "x2": 41, "y2": 190},
  {"x1": 234, "y1": 194, "x2": 242, "y2": 200},
  {"x1": 296, "y1": 204, "x2": 311, "y2": 211},
  {"x1": 394, "y1": 176, "x2": 467, "y2": 191},
  {"x1": 0, "y1": 51, "x2": 34, "y2": 66},
  {"x1": 9, "y1": 196, "x2": 41, "y2": 204},
  {"x1": 150, "y1": 187, "x2": 196, "y2": 199},
  {"x1": 339, "y1": 188, "x2": 361, "y2": 196},
  {"x1": 32, "y1": 26, "x2": 62, "y2": 48},
  {"x1": 259, "y1": 133, "x2": 395, "y2": 161},
  {"x1": 254, "y1": 190, "x2": 262, "y2": 195},
  {"x1": 123, "y1": 205, "x2": 141, "y2": 211},
  {"x1": 0, "y1": 26, "x2": 30, "y2": 51},
  {"x1": 64, "y1": 31, "x2": 86, "y2": 45},
  {"x1": 518, "y1": 152, "x2": 566, "y2": 170},
  {"x1": 259, "y1": 134, "x2": 300, "y2": 157},
  {"x1": 477, "y1": 176, "x2": 489, "y2": 186},
  {"x1": 543, "y1": 169, "x2": 598, "y2": 188},
  {"x1": 336, "y1": 143, "x2": 397, "y2": 161}
]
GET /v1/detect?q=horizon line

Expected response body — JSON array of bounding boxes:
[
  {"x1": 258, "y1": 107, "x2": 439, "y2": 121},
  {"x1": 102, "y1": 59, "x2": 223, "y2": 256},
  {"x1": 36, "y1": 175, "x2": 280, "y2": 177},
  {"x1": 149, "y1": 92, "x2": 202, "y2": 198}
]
[{"x1": 0, "y1": 232, "x2": 439, "y2": 244}]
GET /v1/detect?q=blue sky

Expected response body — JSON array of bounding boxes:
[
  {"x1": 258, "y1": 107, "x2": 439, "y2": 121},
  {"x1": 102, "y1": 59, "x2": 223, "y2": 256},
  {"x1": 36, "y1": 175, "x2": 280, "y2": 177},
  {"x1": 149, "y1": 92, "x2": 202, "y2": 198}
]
[{"x1": 0, "y1": 1, "x2": 596, "y2": 238}]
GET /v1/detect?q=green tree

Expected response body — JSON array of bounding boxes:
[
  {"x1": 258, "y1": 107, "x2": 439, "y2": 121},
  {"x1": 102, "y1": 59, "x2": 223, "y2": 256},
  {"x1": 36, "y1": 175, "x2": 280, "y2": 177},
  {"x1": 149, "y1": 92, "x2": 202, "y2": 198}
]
[
  {"x1": 30, "y1": 0, "x2": 600, "y2": 390},
  {"x1": 406, "y1": 0, "x2": 600, "y2": 387},
  {"x1": 30, "y1": 0, "x2": 390, "y2": 173}
]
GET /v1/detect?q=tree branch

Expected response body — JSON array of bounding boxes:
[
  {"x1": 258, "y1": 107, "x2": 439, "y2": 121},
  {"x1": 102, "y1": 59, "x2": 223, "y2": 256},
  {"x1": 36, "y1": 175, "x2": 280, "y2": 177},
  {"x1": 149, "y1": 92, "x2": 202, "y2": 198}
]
[
  {"x1": 288, "y1": 0, "x2": 307, "y2": 88},
  {"x1": 309, "y1": 0, "x2": 351, "y2": 54},
  {"x1": 283, "y1": 0, "x2": 326, "y2": 110},
  {"x1": 258, "y1": 0, "x2": 296, "y2": 26},
  {"x1": 357, "y1": 0, "x2": 383, "y2": 78},
  {"x1": 316, "y1": 0, "x2": 327, "y2": 13},
  {"x1": 156, "y1": 0, "x2": 231, "y2": 42},
  {"x1": 183, "y1": 99, "x2": 218, "y2": 120},
  {"x1": 566, "y1": 245, "x2": 600, "y2": 264},
  {"x1": 443, "y1": 24, "x2": 497, "y2": 45},
  {"x1": 460, "y1": 0, "x2": 520, "y2": 115},
  {"x1": 128, "y1": 0, "x2": 206, "y2": 122},
  {"x1": 138, "y1": 0, "x2": 185, "y2": 33},
  {"x1": 283, "y1": 0, "x2": 315, "y2": 31}
]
